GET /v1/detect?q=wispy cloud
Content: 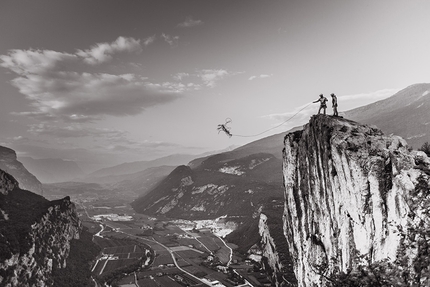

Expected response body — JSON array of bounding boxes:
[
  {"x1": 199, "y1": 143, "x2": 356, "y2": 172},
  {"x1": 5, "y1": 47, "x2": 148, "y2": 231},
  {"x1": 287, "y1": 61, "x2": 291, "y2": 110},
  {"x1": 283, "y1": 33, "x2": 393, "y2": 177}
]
[
  {"x1": 198, "y1": 69, "x2": 229, "y2": 87},
  {"x1": 177, "y1": 17, "x2": 203, "y2": 28},
  {"x1": 171, "y1": 69, "x2": 240, "y2": 89},
  {"x1": 173, "y1": 72, "x2": 189, "y2": 81},
  {"x1": 161, "y1": 33, "x2": 179, "y2": 46},
  {"x1": 76, "y1": 36, "x2": 142, "y2": 65},
  {"x1": 0, "y1": 49, "x2": 77, "y2": 74},
  {"x1": 0, "y1": 38, "x2": 181, "y2": 122},
  {"x1": 248, "y1": 74, "x2": 273, "y2": 81},
  {"x1": 143, "y1": 35, "x2": 156, "y2": 46}
]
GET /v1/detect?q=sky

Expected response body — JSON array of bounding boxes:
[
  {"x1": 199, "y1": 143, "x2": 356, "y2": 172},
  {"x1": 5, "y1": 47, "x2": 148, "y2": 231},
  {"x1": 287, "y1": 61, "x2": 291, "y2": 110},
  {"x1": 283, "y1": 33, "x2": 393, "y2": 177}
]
[{"x1": 1, "y1": 0, "x2": 430, "y2": 172}]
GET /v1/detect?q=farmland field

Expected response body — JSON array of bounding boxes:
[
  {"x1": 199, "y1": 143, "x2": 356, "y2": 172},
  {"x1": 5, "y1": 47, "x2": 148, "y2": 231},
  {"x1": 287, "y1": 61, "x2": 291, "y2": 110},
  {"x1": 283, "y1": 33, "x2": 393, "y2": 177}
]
[
  {"x1": 215, "y1": 246, "x2": 231, "y2": 264},
  {"x1": 197, "y1": 236, "x2": 223, "y2": 251},
  {"x1": 183, "y1": 265, "x2": 207, "y2": 275},
  {"x1": 137, "y1": 278, "x2": 159, "y2": 287},
  {"x1": 104, "y1": 258, "x2": 138, "y2": 273},
  {"x1": 92, "y1": 259, "x2": 106, "y2": 275},
  {"x1": 175, "y1": 250, "x2": 205, "y2": 258},
  {"x1": 152, "y1": 234, "x2": 178, "y2": 244},
  {"x1": 153, "y1": 251, "x2": 174, "y2": 265},
  {"x1": 177, "y1": 237, "x2": 200, "y2": 247},
  {"x1": 104, "y1": 245, "x2": 141, "y2": 254},
  {"x1": 154, "y1": 276, "x2": 184, "y2": 287}
]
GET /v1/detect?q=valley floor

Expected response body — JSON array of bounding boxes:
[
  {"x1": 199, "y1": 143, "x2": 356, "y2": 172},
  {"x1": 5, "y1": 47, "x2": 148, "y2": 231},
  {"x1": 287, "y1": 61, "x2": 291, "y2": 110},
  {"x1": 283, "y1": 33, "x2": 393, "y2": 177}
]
[{"x1": 74, "y1": 200, "x2": 271, "y2": 287}]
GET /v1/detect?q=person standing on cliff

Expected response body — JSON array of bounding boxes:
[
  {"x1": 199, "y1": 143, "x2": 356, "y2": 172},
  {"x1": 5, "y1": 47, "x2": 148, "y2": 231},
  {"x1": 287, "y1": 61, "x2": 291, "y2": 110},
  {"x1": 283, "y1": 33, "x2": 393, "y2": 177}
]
[
  {"x1": 313, "y1": 94, "x2": 328, "y2": 115},
  {"x1": 331, "y1": 93, "x2": 338, "y2": 116}
]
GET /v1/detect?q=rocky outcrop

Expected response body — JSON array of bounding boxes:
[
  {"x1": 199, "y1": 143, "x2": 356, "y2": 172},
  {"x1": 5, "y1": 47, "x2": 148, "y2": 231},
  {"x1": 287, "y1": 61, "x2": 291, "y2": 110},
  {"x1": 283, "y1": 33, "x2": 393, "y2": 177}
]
[
  {"x1": 282, "y1": 115, "x2": 430, "y2": 287},
  {"x1": 0, "y1": 146, "x2": 43, "y2": 195},
  {"x1": 0, "y1": 169, "x2": 81, "y2": 286},
  {"x1": 259, "y1": 213, "x2": 296, "y2": 286}
]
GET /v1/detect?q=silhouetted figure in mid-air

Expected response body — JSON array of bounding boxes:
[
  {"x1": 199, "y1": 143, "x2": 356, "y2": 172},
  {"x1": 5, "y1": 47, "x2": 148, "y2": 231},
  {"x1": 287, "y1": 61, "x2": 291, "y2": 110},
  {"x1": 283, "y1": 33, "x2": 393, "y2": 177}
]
[
  {"x1": 217, "y1": 118, "x2": 232, "y2": 137},
  {"x1": 313, "y1": 94, "x2": 328, "y2": 115},
  {"x1": 331, "y1": 93, "x2": 338, "y2": 116}
]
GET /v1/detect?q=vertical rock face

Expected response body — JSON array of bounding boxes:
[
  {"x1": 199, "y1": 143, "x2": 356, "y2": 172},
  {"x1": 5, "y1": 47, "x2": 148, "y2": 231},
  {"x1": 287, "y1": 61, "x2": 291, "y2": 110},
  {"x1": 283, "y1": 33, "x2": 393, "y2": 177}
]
[
  {"x1": 259, "y1": 213, "x2": 296, "y2": 286},
  {"x1": 0, "y1": 169, "x2": 81, "y2": 286},
  {"x1": 282, "y1": 115, "x2": 430, "y2": 287}
]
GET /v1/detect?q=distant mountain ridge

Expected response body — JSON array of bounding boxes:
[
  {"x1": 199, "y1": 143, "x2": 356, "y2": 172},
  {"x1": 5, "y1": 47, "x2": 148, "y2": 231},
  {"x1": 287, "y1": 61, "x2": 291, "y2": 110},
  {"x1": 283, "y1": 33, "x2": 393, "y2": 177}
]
[
  {"x1": 88, "y1": 154, "x2": 205, "y2": 179},
  {"x1": 18, "y1": 157, "x2": 85, "y2": 183}
]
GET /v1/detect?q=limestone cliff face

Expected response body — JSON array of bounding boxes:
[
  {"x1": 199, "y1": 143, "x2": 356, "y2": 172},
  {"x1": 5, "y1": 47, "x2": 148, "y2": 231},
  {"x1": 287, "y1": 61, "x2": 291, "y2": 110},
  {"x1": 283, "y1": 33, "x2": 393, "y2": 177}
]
[
  {"x1": 259, "y1": 214, "x2": 288, "y2": 286},
  {"x1": 282, "y1": 115, "x2": 430, "y2": 287},
  {"x1": 0, "y1": 169, "x2": 81, "y2": 287}
]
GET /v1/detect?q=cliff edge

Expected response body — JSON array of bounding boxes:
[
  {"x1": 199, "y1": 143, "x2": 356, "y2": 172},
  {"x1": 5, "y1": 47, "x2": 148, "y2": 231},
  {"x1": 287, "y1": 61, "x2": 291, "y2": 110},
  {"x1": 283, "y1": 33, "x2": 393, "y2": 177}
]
[
  {"x1": 0, "y1": 169, "x2": 81, "y2": 286},
  {"x1": 282, "y1": 115, "x2": 430, "y2": 286},
  {"x1": 0, "y1": 146, "x2": 43, "y2": 195}
]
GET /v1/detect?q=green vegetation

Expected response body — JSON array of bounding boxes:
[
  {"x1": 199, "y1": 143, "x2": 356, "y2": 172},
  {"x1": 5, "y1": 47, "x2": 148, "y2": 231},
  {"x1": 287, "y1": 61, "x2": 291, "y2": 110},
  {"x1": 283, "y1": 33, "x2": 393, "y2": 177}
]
[{"x1": 50, "y1": 227, "x2": 101, "y2": 287}]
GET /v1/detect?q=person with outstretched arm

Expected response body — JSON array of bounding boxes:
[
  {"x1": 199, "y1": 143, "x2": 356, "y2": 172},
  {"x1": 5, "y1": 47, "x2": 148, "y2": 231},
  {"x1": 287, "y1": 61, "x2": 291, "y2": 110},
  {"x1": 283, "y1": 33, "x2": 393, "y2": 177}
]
[{"x1": 313, "y1": 94, "x2": 328, "y2": 115}]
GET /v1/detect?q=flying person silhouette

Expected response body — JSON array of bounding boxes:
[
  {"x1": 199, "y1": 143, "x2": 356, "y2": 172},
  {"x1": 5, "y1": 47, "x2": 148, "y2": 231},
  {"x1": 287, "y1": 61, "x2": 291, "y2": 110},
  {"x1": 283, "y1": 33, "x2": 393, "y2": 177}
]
[{"x1": 217, "y1": 118, "x2": 232, "y2": 137}]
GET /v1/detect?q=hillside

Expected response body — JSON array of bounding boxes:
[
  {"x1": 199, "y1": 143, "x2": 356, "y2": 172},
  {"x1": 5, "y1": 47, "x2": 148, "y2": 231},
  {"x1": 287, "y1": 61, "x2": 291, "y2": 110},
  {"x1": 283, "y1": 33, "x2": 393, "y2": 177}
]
[
  {"x1": 189, "y1": 127, "x2": 302, "y2": 170},
  {"x1": 345, "y1": 83, "x2": 430, "y2": 149},
  {"x1": 131, "y1": 152, "x2": 284, "y2": 219}
]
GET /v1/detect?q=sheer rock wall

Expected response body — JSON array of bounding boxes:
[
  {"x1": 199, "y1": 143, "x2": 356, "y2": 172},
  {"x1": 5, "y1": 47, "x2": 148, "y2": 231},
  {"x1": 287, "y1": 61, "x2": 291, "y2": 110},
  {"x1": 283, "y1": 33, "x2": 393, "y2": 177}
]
[{"x1": 282, "y1": 115, "x2": 430, "y2": 286}]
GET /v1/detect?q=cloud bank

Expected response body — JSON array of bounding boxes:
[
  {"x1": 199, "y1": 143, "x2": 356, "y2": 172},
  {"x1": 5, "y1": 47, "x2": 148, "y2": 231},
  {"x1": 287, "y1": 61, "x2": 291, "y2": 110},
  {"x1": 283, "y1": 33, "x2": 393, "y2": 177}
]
[
  {"x1": 0, "y1": 37, "x2": 180, "y2": 122},
  {"x1": 77, "y1": 36, "x2": 142, "y2": 65}
]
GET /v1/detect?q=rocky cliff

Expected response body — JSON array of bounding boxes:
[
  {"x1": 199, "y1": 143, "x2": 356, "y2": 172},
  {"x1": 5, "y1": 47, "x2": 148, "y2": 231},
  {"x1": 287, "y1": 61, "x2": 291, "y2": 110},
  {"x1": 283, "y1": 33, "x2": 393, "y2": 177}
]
[
  {"x1": 0, "y1": 169, "x2": 81, "y2": 286},
  {"x1": 259, "y1": 212, "x2": 296, "y2": 286},
  {"x1": 282, "y1": 115, "x2": 430, "y2": 287},
  {"x1": 0, "y1": 146, "x2": 43, "y2": 195}
]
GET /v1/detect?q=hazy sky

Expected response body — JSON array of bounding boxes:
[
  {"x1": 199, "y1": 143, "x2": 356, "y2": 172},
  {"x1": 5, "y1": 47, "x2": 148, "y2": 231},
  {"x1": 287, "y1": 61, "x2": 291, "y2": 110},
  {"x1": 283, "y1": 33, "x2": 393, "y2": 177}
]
[{"x1": 1, "y1": 0, "x2": 429, "y2": 171}]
